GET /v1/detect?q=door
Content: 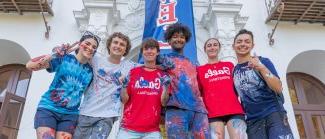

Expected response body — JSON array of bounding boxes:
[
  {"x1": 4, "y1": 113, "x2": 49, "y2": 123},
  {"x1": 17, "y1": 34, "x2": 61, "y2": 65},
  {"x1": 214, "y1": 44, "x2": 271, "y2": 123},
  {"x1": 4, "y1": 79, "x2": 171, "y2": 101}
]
[
  {"x1": 0, "y1": 65, "x2": 32, "y2": 139},
  {"x1": 287, "y1": 72, "x2": 325, "y2": 139}
]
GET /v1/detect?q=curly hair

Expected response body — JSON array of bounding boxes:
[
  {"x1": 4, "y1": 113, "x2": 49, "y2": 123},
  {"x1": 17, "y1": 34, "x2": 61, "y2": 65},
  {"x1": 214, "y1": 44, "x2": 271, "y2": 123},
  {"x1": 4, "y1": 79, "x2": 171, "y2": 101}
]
[
  {"x1": 233, "y1": 29, "x2": 254, "y2": 44},
  {"x1": 141, "y1": 38, "x2": 160, "y2": 53},
  {"x1": 106, "y1": 32, "x2": 131, "y2": 56},
  {"x1": 164, "y1": 23, "x2": 192, "y2": 42}
]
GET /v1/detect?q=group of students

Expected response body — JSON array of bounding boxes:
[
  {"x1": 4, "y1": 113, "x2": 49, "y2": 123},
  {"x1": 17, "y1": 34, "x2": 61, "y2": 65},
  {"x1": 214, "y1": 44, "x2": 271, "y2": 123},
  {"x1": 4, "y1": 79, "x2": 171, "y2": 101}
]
[{"x1": 26, "y1": 23, "x2": 294, "y2": 139}]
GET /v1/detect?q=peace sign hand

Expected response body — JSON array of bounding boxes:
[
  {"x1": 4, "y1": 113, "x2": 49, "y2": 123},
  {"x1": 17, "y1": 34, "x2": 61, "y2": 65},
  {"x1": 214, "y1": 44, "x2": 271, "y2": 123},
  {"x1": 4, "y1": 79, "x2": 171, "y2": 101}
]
[{"x1": 52, "y1": 41, "x2": 79, "y2": 57}]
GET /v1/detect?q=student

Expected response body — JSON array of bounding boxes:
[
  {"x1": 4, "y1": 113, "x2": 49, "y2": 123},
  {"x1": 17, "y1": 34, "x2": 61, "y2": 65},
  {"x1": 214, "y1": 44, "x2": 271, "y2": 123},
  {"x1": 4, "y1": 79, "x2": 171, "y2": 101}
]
[
  {"x1": 27, "y1": 31, "x2": 99, "y2": 139},
  {"x1": 73, "y1": 32, "x2": 137, "y2": 139},
  {"x1": 232, "y1": 29, "x2": 293, "y2": 139},
  {"x1": 197, "y1": 38, "x2": 246, "y2": 139},
  {"x1": 160, "y1": 23, "x2": 210, "y2": 139},
  {"x1": 117, "y1": 38, "x2": 170, "y2": 139}
]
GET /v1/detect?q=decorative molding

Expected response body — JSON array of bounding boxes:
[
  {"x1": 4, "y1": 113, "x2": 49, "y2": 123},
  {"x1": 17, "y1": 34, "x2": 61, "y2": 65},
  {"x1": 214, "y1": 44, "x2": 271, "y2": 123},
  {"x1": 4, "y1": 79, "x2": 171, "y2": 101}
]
[
  {"x1": 74, "y1": 0, "x2": 247, "y2": 62},
  {"x1": 201, "y1": 0, "x2": 247, "y2": 63},
  {"x1": 73, "y1": 0, "x2": 121, "y2": 54},
  {"x1": 128, "y1": 0, "x2": 144, "y2": 12}
]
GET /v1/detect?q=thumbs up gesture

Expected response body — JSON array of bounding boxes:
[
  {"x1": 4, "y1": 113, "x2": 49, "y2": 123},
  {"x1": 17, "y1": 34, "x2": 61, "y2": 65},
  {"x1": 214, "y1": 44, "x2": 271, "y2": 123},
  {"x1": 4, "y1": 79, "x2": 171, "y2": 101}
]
[{"x1": 248, "y1": 52, "x2": 265, "y2": 71}]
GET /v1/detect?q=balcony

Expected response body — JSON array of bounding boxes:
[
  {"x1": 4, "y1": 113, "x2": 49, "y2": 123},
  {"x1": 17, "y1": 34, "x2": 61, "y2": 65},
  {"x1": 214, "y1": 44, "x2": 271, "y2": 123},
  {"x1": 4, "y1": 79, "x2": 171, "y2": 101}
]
[
  {"x1": 0, "y1": 0, "x2": 53, "y2": 15},
  {"x1": 265, "y1": 0, "x2": 325, "y2": 24}
]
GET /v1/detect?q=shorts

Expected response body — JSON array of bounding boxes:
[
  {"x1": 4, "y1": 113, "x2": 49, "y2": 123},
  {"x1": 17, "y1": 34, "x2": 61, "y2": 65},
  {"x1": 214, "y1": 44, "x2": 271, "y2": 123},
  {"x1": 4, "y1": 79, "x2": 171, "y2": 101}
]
[
  {"x1": 117, "y1": 128, "x2": 162, "y2": 139},
  {"x1": 34, "y1": 108, "x2": 78, "y2": 134},
  {"x1": 208, "y1": 114, "x2": 245, "y2": 124}
]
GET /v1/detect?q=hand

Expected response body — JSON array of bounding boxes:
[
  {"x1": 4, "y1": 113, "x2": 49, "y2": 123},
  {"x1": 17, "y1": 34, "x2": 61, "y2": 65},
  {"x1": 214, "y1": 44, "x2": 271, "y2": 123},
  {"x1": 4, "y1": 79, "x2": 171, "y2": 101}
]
[
  {"x1": 52, "y1": 41, "x2": 79, "y2": 57},
  {"x1": 248, "y1": 52, "x2": 265, "y2": 71},
  {"x1": 112, "y1": 71, "x2": 122, "y2": 85},
  {"x1": 156, "y1": 55, "x2": 175, "y2": 70},
  {"x1": 121, "y1": 75, "x2": 130, "y2": 88},
  {"x1": 159, "y1": 75, "x2": 171, "y2": 86}
]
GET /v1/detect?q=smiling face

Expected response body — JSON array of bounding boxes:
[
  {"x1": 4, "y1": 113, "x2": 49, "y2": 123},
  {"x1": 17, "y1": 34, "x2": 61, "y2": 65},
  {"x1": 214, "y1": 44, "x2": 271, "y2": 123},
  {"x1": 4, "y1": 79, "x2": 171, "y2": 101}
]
[
  {"x1": 142, "y1": 47, "x2": 159, "y2": 63},
  {"x1": 169, "y1": 32, "x2": 186, "y2": 52},
  {"x1": 108, "y1": 37, "x2": 127, "y2": 58},
  {"x1": 233, "y1": 33, "x2": 254, "y2": 57},
  {"x1": 78, "y1": 38, "x2": 98, "y2": 59},
  {"x1": 204, "y1": 38, "x2": 220, "y2": 60}
]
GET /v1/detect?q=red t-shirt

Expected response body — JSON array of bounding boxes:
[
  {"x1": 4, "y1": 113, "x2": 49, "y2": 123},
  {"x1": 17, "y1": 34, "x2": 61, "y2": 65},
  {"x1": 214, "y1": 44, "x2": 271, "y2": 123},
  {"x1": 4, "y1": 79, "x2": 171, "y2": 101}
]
[
  {"x1": 121, "y1": 67, "x2": 164, "y2": 132},
  {"x1": 197, "y1": 61, "x2": 244, "y2": 118}
]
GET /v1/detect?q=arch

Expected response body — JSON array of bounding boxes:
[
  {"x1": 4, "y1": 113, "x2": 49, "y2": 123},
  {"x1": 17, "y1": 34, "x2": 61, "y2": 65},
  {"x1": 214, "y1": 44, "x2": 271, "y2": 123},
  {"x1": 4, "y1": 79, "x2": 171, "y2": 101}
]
[
  {"x1": 287, "y1": 50, "x2": 325, "y2": 84},
  {"x1": 0, "y1": 39, "x2": 31, "y2": 66}
]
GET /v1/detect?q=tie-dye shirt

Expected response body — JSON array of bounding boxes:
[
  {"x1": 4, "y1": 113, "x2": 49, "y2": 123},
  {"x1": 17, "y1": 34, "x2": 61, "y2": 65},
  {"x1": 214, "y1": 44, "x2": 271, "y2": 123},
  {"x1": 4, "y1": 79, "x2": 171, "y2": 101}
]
[
  {"x1": 162, "y1": 52, "x2": 207, "y2": 113},
  {"x1": 233, "y1": 56, "x2": 285, "y2": 120},
  {"x1": 79, "y1": 53, "x2": 137, "y2": 118},
  {"x1": 38, "y1": 54, "x2": 93, "y2": 114}
]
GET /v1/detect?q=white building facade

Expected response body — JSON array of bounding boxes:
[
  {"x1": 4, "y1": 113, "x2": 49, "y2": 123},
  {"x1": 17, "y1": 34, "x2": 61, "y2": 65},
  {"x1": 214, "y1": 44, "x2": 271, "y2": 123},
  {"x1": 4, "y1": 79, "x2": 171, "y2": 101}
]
[{"x1": 1, "y1": 0, "x2": 325, "y2": 138}]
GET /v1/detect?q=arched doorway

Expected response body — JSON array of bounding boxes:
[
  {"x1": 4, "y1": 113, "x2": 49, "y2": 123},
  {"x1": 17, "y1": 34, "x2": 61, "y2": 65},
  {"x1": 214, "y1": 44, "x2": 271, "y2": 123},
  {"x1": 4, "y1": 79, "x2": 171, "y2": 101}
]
[
  {"x1": 287, "y1": 72, "x2": 325, "y2": 139},
  {"x1": 0, "y1": 39, "x2": 31, "y2": 139},
  {"x1": 0, "y1": 64, "x2": 32, "y2": 139}
]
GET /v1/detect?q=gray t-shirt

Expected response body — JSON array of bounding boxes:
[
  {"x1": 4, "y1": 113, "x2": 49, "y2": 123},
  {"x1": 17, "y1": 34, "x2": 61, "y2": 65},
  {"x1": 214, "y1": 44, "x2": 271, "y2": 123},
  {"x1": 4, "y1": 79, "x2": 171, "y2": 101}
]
[{"x1": 79, "y1": 53, "x2": 137, "y2": 118}]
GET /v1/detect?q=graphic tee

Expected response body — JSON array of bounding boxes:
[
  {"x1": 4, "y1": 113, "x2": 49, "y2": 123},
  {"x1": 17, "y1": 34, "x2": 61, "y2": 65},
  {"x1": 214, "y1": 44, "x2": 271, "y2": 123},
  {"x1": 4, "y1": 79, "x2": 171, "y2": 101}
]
[
  {"x1": 233, "y1": 56, "x2": 285, "y2": 120},
  {"x1": 79, "y1": 53, "x2": 137, "y2": 118},
  {"x1": 121, "y1": 67, "x2": 165, "y2": 132},
  {"x1": 197, "y1": 61, "x2": 244, "y2": 118}
]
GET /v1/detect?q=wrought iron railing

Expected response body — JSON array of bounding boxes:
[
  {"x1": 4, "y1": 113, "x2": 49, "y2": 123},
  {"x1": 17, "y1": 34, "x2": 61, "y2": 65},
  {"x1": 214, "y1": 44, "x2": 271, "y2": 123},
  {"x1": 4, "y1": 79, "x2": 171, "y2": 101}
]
[{"x1": 265, "y1": 0, "x2": 282, "y2": 15}]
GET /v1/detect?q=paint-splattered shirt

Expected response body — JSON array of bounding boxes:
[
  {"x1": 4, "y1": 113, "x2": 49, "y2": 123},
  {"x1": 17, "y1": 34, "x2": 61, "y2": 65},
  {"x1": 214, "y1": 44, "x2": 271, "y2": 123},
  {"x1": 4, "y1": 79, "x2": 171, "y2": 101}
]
[
  {"x1": 38, "y1": 54, "x2": 93, "y2": 114},
  {"x1": 161, "y1": 52, "x2": 207, "y2": 113},
  {"x1": 79, "y1": 53, "x2": 137, "y2": 118},
  {"x1": 121, "y1": 67, "x2": 165, "y2": 132},
  {"x1": 233, "y1": 56, "x2": 285, "y2": 120}
]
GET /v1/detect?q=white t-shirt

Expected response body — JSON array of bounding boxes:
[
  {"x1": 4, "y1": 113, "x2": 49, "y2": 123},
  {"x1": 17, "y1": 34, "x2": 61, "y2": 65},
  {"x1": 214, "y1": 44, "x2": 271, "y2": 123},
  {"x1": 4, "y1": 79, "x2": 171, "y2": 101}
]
[{"x1": 79, "y1": 53, "x2": 137, "y2": 118}]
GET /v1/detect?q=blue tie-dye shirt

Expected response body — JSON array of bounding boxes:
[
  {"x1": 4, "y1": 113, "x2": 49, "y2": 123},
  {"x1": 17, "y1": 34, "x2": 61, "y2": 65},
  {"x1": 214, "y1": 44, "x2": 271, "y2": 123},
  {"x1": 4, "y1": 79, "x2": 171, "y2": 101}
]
[
  {"x1": 233, "y1": 56, "x2": 285, "y2": 120},
  {"x1": 38, "y1": 54, "x2": 93, "y2": 114},
  {"x1": 161, "y1": 52, "x2": 207, "y2": 113}
]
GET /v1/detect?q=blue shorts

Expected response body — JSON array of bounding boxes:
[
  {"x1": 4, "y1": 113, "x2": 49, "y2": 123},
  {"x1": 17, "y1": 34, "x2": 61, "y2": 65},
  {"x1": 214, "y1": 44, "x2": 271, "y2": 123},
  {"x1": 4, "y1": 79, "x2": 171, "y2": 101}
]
[{"x1": 34, "y1": 108, "x2": 78, "y2": 134}]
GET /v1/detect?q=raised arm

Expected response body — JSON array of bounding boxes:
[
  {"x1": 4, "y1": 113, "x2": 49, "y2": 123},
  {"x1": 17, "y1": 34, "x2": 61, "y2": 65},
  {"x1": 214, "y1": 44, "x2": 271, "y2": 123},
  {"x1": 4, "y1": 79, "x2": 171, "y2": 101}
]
[
  {"x1": 26, "y1": 42, "x2": 79, "y2": 71},
  {"x1": 26, "y1": 54, "x2": 52, "y2": 71},
  {"x1": 249, "y1": 55, "x2": 282, "y2": 94}
]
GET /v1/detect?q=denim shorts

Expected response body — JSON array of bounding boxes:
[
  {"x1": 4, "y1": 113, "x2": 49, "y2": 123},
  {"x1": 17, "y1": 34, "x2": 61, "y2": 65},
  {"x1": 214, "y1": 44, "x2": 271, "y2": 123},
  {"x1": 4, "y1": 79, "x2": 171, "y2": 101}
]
[
  {"x1": 34, "y1": 108, "x2": 78, "y2": 134},
  {"x1": 117, "y1": 128, "x2": 162, "y2": 139}
]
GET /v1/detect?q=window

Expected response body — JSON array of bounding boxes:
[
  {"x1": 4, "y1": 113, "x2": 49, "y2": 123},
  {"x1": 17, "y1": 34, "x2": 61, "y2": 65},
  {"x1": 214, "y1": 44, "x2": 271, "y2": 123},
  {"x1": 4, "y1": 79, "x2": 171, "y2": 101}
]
[{"x1": 0, "y1": 65, "x2": 31, "y2": 139}]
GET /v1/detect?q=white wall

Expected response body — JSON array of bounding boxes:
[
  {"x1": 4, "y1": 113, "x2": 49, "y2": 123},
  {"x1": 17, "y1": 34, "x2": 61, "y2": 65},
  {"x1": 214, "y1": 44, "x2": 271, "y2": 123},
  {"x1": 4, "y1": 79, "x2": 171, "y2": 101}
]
[
  {"x1": 0, "y1": 0, "x2": 85, "y2": 138},
  {"x1": 240, "y1": 0, "x2": 325, "y2": 138},
  {"x1": 1, "y1": 0, "x2": 325, "y2": 138}
]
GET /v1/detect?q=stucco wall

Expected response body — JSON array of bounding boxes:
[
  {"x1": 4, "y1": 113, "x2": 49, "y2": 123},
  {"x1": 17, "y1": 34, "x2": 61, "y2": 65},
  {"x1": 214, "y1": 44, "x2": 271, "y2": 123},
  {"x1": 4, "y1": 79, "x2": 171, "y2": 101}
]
[{"x1": 1, "y1": 0, "x2": 325, "y2": 138}]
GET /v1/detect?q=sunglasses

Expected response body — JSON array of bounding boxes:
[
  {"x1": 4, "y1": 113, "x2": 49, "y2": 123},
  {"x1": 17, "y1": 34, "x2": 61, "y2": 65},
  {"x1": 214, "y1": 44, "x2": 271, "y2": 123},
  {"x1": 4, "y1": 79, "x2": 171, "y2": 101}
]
[{"x1": 82, "y1": 31, "x2": 101, "y2": 43}]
